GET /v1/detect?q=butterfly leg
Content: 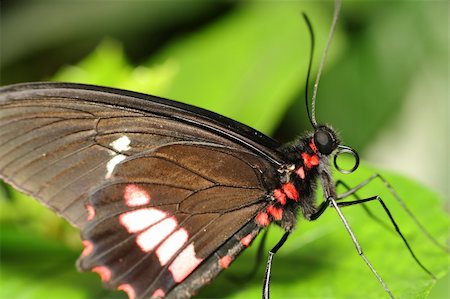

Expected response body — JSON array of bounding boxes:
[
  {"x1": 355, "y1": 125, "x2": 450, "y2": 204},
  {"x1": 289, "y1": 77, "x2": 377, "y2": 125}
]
[
  {"x1": 262, "y1": 231, "x2": 289, "y2": 299},
  {"x1": 336, "y1": 179, "x2": 395, "y2": 231},
  {"x1": 328, "y1": 197, "x2": 396, "y2": 299},
  {"x1": 336, "y1": 196, "x2": 435, "y2": 279},
  {"x1": 336, "y1": 174, "x2": 448, "y2": 253}
]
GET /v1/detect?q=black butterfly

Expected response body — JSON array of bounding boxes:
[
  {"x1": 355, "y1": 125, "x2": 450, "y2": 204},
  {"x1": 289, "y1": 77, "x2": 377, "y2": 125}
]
[
  {"x1": 0, "y1": 80, "x2": 333, "y2": 298},
  {"x1": 0, "y1": 83, "x2": 436, "y2": 299},
  {"x1": 0, "y1": 1, "x2": 443, "y2": 299}
]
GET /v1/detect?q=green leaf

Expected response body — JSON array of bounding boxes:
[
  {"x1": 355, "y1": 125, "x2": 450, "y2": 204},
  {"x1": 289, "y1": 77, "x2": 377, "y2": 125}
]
[{"x1": 0, "y1": 225, "x2": 119, "y2": 299}]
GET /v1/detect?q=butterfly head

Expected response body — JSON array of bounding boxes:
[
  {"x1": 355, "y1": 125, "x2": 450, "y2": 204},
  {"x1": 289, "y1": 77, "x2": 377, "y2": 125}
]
[
  {"x1": 313, "y1": 125, "x2": 339, "y2": 155},
  {"x1": 312, "y1": 124, "x2": 359, "y2": 174}
]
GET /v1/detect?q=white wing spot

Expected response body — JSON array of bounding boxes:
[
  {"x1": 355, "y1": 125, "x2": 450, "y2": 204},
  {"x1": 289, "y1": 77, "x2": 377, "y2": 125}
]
[
  {"x1": 124, "y1": 185, "x2": 151, "y2": 207},
  {"x1": 136, "y1": 218, "x2": 177, "y2": 252},
  {"x1": 119, "y1": 208, "x2": 166, "y2": 233},
  {"x1": 110, "y1": 136, "x2": 131, "y2": 152},
  {"x1": 156, "y1": 228, "x2": 189, "y2": 265},
  {"x1": 105, "y1": 154, "x2": 126, "y2": 179},
  {"x1": 168, "y1": 243, "x2": 203, "y2": 283}
]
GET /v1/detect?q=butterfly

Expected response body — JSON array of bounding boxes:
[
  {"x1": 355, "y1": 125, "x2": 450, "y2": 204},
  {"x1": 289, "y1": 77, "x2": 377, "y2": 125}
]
[
  {"x1": 1, "y1": 79, "x2": 343, "y2": 298},
  {"x1": 0, "y1": 1, "x2": 446, "y2": 299},
  {"x1": 0, "y1": 77, "x2": 336, "y2": 297}
]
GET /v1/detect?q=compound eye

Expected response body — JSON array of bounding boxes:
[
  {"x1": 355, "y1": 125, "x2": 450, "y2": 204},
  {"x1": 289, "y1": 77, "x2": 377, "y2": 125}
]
[{"x1": 314, "y1": 129, "x2": 334, "y2": 155}]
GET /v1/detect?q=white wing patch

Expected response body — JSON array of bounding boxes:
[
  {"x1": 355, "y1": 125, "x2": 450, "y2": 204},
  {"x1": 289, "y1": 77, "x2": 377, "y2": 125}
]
[
  {"x1": 105, "y1": 154, "x2": 126, "y2": 179},
  {"x1": 110, "y1": 135, "x2": 131, "y2": 152},
  {"x1": 105, "y1": 136, "x2": 131, "y2": 179}
]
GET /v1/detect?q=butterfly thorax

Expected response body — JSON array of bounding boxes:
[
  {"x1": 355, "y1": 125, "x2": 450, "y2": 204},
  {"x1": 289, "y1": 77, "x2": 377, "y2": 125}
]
[{"x1": 254, "y1": 125, "x2": 339, "y2": 232}]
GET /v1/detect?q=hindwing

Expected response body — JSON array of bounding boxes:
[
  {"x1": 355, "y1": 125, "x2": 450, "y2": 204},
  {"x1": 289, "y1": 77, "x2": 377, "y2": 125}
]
[{"x1": 79, "y1": 143, "x2": 275, "y2": 298}]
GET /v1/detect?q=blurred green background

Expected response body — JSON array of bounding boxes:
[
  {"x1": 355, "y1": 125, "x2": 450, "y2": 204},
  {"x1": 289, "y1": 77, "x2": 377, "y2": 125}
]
[{"x1": 0, "y1": 0, "x2": 448, "y2": 298}]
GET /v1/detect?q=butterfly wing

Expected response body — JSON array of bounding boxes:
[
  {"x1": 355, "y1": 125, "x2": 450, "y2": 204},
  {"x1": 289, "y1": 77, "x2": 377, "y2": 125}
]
[
  {"x1": 0, "y1": 82, "x2": 283, "y2": 229},
  {"x1": 0, "y1": 82, "x2": 284, "y2": 298},
  {"x1": 79, "y1": 143, "x2": 272, "y2": 298}
]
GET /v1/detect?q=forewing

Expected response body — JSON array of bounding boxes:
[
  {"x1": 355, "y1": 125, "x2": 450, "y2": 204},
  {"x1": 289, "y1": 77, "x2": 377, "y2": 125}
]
[
  {"x1": 0, "y1": 82, "x2": 282, "y2": 229},
  {"x1": 78, "y1": 143, "x2": 274, "y2": 299}
]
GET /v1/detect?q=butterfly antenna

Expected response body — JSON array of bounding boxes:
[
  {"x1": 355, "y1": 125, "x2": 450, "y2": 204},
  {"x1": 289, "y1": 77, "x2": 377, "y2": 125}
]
[
  {"x1": 302, "y1": 13, "x2": 316, "y2": 129},
  {"x1": 310, "y1": 0, "x2": 341, "y2": 127}
]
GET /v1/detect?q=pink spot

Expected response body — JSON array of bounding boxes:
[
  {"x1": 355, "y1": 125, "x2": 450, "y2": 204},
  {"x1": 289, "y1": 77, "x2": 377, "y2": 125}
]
[
  {"x1": 219, "y1": 255, "x2": 233, "y2": 269},
  {"x1": 120, "y1": 208, "x2": 166, "y2": 233},
  {"x1": 302, "y1": 152, "x2": 319, "y2": 169},
  {"x1": 86, "y1": 204, "x2": 95, "y2": 221},
  {"x1": 267, "y1": 205, "x2": 283, "y2": 220},
  {"x1": 296, "y1": 166, "x2": 305, "y2": 179},
  {"x1": 152, "y1": 288, "x2": 166, "y2": 298},
  {"x1": 92, "y1": 266, "x2": 111, "y2": 282},
  {"x1": 82, "y1": 240, "x2": 94, "y2": 257},
  {"x1": 256, "y1": 212, "x2": 270, "y2": 227},
  {"x1": 118, "y1": 284, "x2": 136, "y2": 299},
  {"x1": 156, "y1": 228, "x2": 189, "y2": 265},
  {"x1": 240, "y1": 234, "x2": 253, "y2": 247},
  {"x1": 309, "y1": 139, "x2": 318, "y2": 153},
  {"x1": 282, "y1": 182, "x2": 299, "y2": 201},
  {"x1": 137, "y1": 218, "x2": 177, "y2": 252},
  {"x1": 124, "y1": 184, "x2": 151, "y2": 207},
  {"x1": 168, "y1": 244, "x2": 203, "y2": 283},
  {"x1": 273, "y1": 189, "x2": 286, "y2": 205}
]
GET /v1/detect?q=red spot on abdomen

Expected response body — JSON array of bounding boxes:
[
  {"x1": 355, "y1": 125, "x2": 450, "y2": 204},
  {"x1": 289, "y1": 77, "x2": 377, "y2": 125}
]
[
  {"x1": 302, "y1": 152, "x2": 319, "y2": 168},
  {"x1": 118, "y1": 284, "x2": 136, "y2": 299},
  {"x1": 256, "y1": 212, "x2": 270, "y2": 226},
  {"x1": 295, "y1": 166, "x2": 305, "y2": 179},
  {"x1": 152, "y1": 288, "x2": 165, "y2": 298},
  {"x1": 273, "y1": 189, "x2": 286, "y2": 205},
  {"x1": 82, "y1": 240, "x2": 94, "y2": 257},
  {"x1": 282, "y1": 182, "x2": 299, "y2": 201},
  {"x1": 92, "y1": 266, "x2": 111, "y2": 282},
  {"x1": 240, "y1": 234, "x2": 253, "y2": 247},
  {"x1": 219, "y1": 255, "x2": 233, "y2": 269},
  {"x1": 267, "y1": 205, "x2": 283, "y2": 220}
]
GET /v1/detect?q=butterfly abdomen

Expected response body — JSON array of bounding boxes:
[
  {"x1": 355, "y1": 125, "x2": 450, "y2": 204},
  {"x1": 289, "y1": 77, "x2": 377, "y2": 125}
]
[{"x1": 254, "y1": 134, "x2": 322, "y2": 232}]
